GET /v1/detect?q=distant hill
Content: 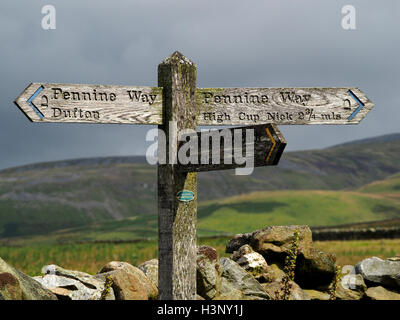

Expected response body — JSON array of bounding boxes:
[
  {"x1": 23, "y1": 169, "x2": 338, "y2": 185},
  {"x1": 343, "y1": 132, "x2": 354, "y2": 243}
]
[
  {"x1": 1, "y1": 156, "x2": 148, "y2": 173},
  {"x1": 329, "y1": 133, "x2": 400, "y2": 148},
  {"x1": 196, "y1": 172, "x2": 400, "y2": 236},
  {"x1": 359, "y1": 172, "x2": 400, "y2": 195},
  {"x1": 1, "y1": 173, "x2": 399, "y2": 246},
  {"x1": 0, "y1": 132, "x2": 399, "y2": 239}
]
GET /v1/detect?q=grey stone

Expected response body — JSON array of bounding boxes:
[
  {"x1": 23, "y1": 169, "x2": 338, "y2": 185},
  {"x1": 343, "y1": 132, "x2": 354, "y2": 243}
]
[
  {"x1": 250, "y1": 225, "x2": 314, "y2": 258},
  {"x1": 269, "y1": 264, "x2": 286, "y2": 282},
  {"x1": 334, "y1": 274, "x2": 366, "y2": 300},
  {"x1": 227, "y1": 226, "x2": 313, "y2": 256},
  {"x1": 214, "y1": 278, "x2": 245, "y2": 300},
  {"x1": 226, "y1": 225, "x2": 336, "y2": 287},
  {"x1": 138, "y1": 259, "x2": 158, "y2": 288},
  {"x1": 365, "y1": 286, "x2": 400, "y2": 300},
  {"x1": 226, "y1": 232, "x2": 253, "y2": 254},
  {"x1": 262, "y1": 280, "x2": 310, "y2": 300},
  {"x1": 388, "y1": 256, "x2": 400, "y2": 262},
  {"x1": 303, "y1": 289, "x2": 330, "y2": 300},
  {"x1": 231, "y1": 244, "x2": 274, "y2": 282},
  {"x1": 219, "y1": 257, "x2": 270, "y2": 300},
  {"x1": 96, "y1": 261, "x2": 158, "y2": 300},
  {"x1": 33, "y1": 274, "x2": 77, "y2": 289},
  {"x1": 296, "y1": 248, "x2": 337, "y2": 288},
  {"x1": 0, "y1": 257, "x2": 57, "y2": 300},
  {"x1": 355, "y1": 257, "x2": 400, "y2": 289},
  {"x1": 196, "y1": 246, "x2": 222, "y2": 300},
  {"x1": 37, "y1": 264, "x2": 114, "y2": 300}
]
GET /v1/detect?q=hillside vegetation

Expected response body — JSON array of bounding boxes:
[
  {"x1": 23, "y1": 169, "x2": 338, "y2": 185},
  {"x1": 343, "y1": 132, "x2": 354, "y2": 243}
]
[
  {"x1": 359, "y1": 172, "x2": 400, "y2": 195},
  {"x1": 197, "y1": 187, "x2": 400, "y2": 235},
  {"x1": 0, "y1": 133, "x2": 399, "y2": 241}
]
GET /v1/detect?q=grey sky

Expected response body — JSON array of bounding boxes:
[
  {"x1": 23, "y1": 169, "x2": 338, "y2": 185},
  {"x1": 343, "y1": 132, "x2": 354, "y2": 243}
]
[{"x1": 0, "y1": 0, "x2": 399, "y2": 169}]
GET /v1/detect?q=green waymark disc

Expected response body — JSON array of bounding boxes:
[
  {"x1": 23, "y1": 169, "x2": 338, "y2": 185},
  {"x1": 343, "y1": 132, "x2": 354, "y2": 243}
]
[{"x1": 177, "y1": 190, "x2": 195, "y2": 202}]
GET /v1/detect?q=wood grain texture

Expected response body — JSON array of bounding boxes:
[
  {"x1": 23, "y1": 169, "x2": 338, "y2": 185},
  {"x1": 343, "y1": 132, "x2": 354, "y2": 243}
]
[
  {"x1": 15, "y1": 85, "x2": 374, "y2": 126},
  {"x1": 196, "y1": 87, "x2": 374, "y2": 125},
  {"x1": 14, "y1": 83, "x2": 162, "y2": 125},
  {"x1": 177, "y1": 123, "x2": 286, "y2": 172},
  {"x1": 157, "y1": 51, "x2": 198, "y2": 300}
]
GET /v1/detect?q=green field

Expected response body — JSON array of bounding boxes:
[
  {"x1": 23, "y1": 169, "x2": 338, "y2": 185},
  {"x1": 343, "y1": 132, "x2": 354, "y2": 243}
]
[
  {"x1": 1, "y1": 238, "x2": 399, "y2": 277},
  {"x1": 1, "y1": 173, "x2": 399, "y2": 246},
  {"x1": 198, "y1": 188, "x2": 400, "y2": 235},
  {"x1": 0, "y1": 237, "x2": 231, "y2": 276},
  {"x1": 359, "y1": 172, "x2": 400, "y2": 195}
]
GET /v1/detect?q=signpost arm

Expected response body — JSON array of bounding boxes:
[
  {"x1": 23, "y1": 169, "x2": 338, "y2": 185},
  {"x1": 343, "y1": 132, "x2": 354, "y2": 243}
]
[{"x1": 157, "y1": 51, "x2": 198, "y2": 300}]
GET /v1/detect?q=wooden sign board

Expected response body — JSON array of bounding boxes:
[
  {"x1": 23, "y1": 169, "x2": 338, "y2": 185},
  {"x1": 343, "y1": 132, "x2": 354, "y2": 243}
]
[
  {"x1": 14, "y1": 83, "x2": 162, "y2": 124},
  {"x1": 15, "y1": 85, "x2": 374, "y2": 127},
  {"x1": 177, "y1": 123, "x2": 286, "y2": 172},
  {"x1": 196, "y1": 87, "x2": 374, "y2": 125}
]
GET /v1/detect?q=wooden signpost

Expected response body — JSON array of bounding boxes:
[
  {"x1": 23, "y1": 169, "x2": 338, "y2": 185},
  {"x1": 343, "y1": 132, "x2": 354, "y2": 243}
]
[
  {"x1": 177, "y1": 123, "x2": 287, "y2": 173},
  {"x1": 14, "y1": 51, "x2": 374, "y2": 300},
  {"x1": 14, "y1": 83, "x2": 163, "y2": 124},
  {"x1": 196, "y1": 87, "x2": 374, "y2": 125}
]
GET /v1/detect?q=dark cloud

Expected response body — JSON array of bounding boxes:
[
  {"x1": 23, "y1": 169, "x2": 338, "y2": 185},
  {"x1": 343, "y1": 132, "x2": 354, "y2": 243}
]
[{"x1": 0, "y1": 0, "x2": 398, "y2": 169}]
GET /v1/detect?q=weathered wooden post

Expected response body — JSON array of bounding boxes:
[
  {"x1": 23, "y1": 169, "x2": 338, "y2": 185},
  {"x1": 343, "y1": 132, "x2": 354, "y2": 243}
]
[{"x1": 157, "y1": 51, "x2": 198, "y2": 300}]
